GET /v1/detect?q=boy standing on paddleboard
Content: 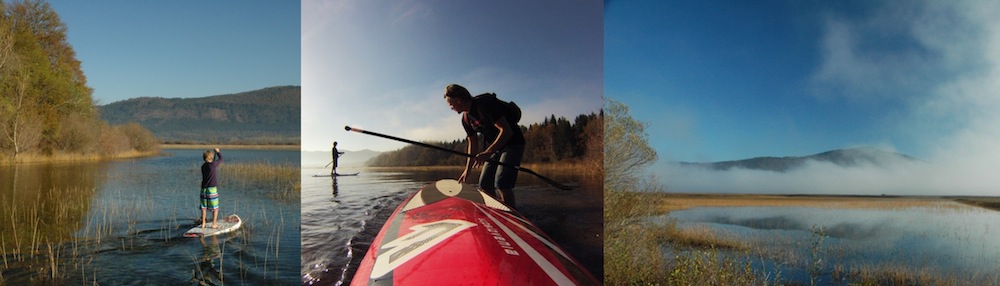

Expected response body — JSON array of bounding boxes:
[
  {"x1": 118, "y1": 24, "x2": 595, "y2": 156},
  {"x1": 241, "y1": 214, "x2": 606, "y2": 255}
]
[
  {"x1": 444, "y1": 84, "x2": 525, "y2": 208},
  {"x1": 201, "y1": 148, "x2": 223, "y2": 228}
]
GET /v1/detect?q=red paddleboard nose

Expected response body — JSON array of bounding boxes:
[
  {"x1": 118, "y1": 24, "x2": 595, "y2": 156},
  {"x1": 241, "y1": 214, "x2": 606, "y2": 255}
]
[{"x1": 435, "y1": 179, "x2": 463, "y2": 197}]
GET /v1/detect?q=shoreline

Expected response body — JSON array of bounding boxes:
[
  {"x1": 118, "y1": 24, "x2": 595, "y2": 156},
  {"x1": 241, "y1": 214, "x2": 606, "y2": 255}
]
[
  {"x1": 639, "y1": 192, "x2": 1000, "y2": 213},
  {"x1": 0, "y1": 150, "x2": 161, "y2": 165},
  {"x1": 161, "y1": 143, "x2": 300, "y2": 150},
  {"x1": 1, "y1": 143, "x2": 299, "y2": 165}
]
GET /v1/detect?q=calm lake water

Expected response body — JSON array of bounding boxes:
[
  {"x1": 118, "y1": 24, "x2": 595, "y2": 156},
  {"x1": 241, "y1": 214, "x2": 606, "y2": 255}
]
[
  {"x1": 655, "y1": 202, "x2": 1000, "y2": 284},
  {"x1": 1, "y1": 149, "x2": 300, "y2": 285},
  {"x1": 300, "y1": 164, "x2": 603, "y2": 285}
]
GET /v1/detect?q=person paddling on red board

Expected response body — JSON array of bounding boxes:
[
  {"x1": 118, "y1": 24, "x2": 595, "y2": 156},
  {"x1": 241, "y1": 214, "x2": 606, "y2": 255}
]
[
  {"x1": 444, "y1": 84, "x2": 525, "y2": 208},
  {"x1": 332, "y1": 141, "x2": 345, "y2": 175},
  {"x1": 200, "y1": 148, "x2": 223, "y2": 229}
]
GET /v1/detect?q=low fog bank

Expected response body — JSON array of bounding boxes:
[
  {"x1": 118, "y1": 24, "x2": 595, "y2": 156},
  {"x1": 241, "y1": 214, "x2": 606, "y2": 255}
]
[{"x1": 659, "y1": 152, "x2": 1000, "y2": 196}]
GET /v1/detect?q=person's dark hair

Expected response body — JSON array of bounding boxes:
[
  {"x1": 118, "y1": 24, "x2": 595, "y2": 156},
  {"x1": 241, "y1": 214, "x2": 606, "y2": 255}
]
[{"x1": 444, "y1": 84, "x2": 472, "y2": 101}]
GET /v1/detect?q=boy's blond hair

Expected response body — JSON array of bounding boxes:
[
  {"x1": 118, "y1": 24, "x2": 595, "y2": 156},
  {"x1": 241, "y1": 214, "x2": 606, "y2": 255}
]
[{"x1": 203, "y1": 150, "x2": 214, "y2": 162}]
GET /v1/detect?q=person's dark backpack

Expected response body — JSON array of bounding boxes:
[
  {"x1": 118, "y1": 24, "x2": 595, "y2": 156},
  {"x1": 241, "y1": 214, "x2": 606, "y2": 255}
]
[{"x1": 474, "y1": 93, "x2": 521, "y2": 124}]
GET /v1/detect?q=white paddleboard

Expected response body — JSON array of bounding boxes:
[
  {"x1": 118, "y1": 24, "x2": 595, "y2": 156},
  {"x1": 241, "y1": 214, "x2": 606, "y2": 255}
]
[
  {"x1": 184, "y1": 214, "x2": 242, "y2": 238},
  {"x1": 312, "y1": 172, "x2": 360, "y2": 177}
]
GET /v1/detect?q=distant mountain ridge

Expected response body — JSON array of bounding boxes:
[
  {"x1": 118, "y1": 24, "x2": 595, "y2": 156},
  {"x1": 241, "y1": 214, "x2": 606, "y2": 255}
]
[
  {"x1": 99, "y1": 86, "x2": 300, "y2": 145},
  {"x1": 682, "y1": 148, "x2": 918, "y2": 172}
]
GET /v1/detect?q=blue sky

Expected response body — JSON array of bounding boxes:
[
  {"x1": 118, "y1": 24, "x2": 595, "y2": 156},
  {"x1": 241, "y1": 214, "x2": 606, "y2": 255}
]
[
  {"x1": 47, "y1": 1, "x2": 300, "y2": 104},
  {"x1": 302, "y1": 0, "x2": 603, "y2": 152},
  {"x1": 608, "y1": 1, "x2": 1000, "y2": 195},
  {"x1": 607, "y1": 0, "x2": 994, "y2": 163}
]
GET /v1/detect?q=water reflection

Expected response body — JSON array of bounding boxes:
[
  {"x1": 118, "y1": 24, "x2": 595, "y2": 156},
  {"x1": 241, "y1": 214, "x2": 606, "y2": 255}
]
[
  {"x1": 658, "y1": 204, "x2": 1000, "y2": 282},
  {"x1": 193, "y1": 235, "x2": 223, "y2": 283},
  {"x1": 1, "y1": 163, "x2": 106, "y2": 252},
  {"x1": 332, "y1": 176, "x2": 339, "y2": 197}
]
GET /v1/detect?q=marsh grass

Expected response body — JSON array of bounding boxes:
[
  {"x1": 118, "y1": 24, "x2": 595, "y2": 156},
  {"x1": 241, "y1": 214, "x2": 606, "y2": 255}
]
[
  {"x1": 954, "y1": 197, "x2": 1000, "y2": 212},
  {"x1": 605, "y1": 189, "x2": 774, "y2": 285},
  {"x1": 666, "y1": 248, "x2": 778, "y2": 286},
  {"x1": 0, "y1": 150, "x2": 160, "y2": 165},
  {"x1": 605, "y1": 184, "x2": 669, "y2": 284},
  {"x1": 520, "y1": 161, "x2": 602, "y2": 177},
  {"x1": 0, "y1": 185, "x2": 136, "y2": 284},
  {"x1": 161, "y1": 144, "x2": 299, "y2": 150},
  {"x1": 654, "y1": 194, "x2": 1000, "y2": 286},
  {"x1": 1, "y1": 184, "x2": 289, "y2": 284},
  {"x1": 3, "y1": 156, "x2": 296, "y2": 284},
  {"x1": 223, "y1": 162, "x2": 300, "y2": 202}
]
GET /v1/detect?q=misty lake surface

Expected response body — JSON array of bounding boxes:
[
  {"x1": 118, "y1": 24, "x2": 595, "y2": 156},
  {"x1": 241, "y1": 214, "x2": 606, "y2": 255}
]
[
  {"x1": 1, "y1": 149, "x2": 300, "y2": 285},
  {"x1": 299, "y1": 164, "x2": 603, "y2": 285},
  {"x1": 655, "y1": 202, "x2": 1000, "y2": 284}
]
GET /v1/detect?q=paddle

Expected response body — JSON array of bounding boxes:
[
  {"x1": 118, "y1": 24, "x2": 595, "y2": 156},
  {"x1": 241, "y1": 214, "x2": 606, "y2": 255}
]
[{"x1": 345, "y1": 126, "x2": 572, "y2": 190}]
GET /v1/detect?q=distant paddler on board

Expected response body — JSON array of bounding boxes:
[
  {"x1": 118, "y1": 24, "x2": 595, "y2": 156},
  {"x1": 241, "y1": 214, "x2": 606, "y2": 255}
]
[{"x1": 331, "y1": 141, "x2": 345, "y2": 175}]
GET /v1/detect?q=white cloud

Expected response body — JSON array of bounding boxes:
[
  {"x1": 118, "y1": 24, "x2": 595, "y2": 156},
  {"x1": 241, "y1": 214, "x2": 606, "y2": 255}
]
[{"x1": 665, "y1": 1, "x2": 1000, "y2": 196}]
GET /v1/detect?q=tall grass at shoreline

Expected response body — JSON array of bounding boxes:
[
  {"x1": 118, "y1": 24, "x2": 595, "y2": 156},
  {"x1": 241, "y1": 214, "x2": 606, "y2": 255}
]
[
  {"x1": 1, "y1": 186, "x2": 134, "y2": 284},
  {"x1": 604, "y1": 171, "x2": 772, "y2": 285},
  {"x1": 223, "y1": 162, "x2": 300, "y2": 202},
  {"x1": 605, "y1": 189, "x2": 775, "y2": 285},
  {"x1": 0, "y1": 150, "x2": 161, "y2": 165},
  {"x1": 2, "y1": 181, "x2": 295, "y2": 284}
]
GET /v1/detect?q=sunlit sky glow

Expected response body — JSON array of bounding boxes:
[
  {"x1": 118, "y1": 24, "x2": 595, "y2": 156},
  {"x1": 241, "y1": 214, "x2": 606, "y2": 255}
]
[{"x1": 302, "y1": 0, "x2": 603, "y2": 152}]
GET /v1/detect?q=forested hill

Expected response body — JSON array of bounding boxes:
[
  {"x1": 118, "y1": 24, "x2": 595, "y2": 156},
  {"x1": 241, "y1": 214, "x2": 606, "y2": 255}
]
[
  {"x1": 99, "y1": 86, "x2": 300, "y2": 145},
  {"x1": 366, "y1": 113, "x2": 603, "y2": 167}
]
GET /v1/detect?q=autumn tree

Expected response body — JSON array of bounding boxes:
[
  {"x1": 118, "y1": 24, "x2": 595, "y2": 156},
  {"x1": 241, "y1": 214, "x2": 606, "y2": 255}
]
[
  {"x1": 0, "y1": 3, "x2": 44, "y2": 157},
  {"x1": 603, "y1": 97, "x2": 664, "y2": 284},
  {"x1": 1, "y1": 0, "x2": 157, "y2": 159},
  {"x1": 604, "y1": 98, "x2": 657, "y2": 192},
  {"x1": 6, "y1": 0, "x2": 94, "y2": 153}
]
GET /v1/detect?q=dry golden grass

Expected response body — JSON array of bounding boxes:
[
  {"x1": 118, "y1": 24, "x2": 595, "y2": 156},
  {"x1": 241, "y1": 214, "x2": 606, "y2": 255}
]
[
  {"x1": 953, "y1": 197, "x2": 1000, "y2": 212},
  {"x1": 161, "y1": 144, "x2": 299, "y2": 150},
  {"x1": 0, "y1": 150, "x2": 159, "y2": 165},
  {"x1": 667, "y1": 224, "x2": 749, "y2": 250},
  {"x1": 1, "y1": 186, "x2": 147, "y2": 284},
  {"x1": 522, "y1": 161, "x2": 602, "y2": 177},
  {"x1": 224, "y1": 162, "x2": 300, "y2": 202}
]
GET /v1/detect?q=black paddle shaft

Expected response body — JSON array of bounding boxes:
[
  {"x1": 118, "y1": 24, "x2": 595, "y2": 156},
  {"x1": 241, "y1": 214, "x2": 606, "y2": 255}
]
[{"x1": 345, "y1": 126, "x2": 571, "y2": 190}]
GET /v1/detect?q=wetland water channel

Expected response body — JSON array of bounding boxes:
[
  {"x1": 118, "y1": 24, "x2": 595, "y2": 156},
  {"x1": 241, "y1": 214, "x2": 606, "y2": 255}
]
[{"x1": 654, "y1": 200, "x2": 1000, "y2": 284}]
